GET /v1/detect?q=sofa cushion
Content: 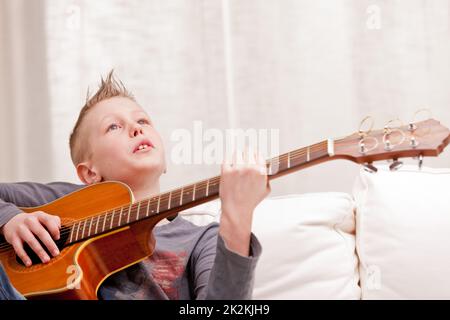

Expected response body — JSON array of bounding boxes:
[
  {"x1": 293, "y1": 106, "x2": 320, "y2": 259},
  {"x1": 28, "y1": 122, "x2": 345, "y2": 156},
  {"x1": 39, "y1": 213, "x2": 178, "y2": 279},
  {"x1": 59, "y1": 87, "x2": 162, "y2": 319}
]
[
  {"x1": 180, "y1": 192, "x2": 360, "y2": 299},
  {"x1": 353, "y1": 165, "x2": 450, "y2": 299}
]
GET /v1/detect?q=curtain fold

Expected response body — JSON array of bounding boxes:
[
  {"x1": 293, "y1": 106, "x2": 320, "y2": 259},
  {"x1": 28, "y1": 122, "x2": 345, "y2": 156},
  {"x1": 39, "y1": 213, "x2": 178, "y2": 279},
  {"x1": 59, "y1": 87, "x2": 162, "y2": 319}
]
[{"x1": 0, "y1": 0, "x2": 52, "y2": 182}]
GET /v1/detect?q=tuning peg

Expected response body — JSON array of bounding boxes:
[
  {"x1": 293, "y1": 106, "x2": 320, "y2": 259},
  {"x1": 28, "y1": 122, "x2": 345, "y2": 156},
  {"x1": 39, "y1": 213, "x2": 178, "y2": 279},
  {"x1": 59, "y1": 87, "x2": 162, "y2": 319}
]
[
  {"x1": 359, "y1": 142, "x2": 367, "y2": 154},
  {"x1": 418, "y1": 154, "x2": 423, "y2": 170},
  {"x1": 389, "y1": 159, "x2": 403, "y2": 171},
  {"x1": 410, "y1": 136, "x2": 419, "y2": 148},
  {"x1": 408, "y1": 122, "x2": 417, "y2": 132},
  {"x1": 383, "y1": 128, "x2": 406, "y2": 151},
  {"x1": 384, "y1": 139, "x2": 392, "y2": 151},
  {"x1": 363, "y1": 163, "x2": 378, "y2": 173}
]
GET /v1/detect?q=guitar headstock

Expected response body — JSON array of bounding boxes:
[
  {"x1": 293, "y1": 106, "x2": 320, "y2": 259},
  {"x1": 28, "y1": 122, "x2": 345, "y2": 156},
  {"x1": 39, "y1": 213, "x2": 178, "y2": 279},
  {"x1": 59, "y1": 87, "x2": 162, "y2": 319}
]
[{"x1": 334, "y1": 118, "x2": 450, "y2": 170}]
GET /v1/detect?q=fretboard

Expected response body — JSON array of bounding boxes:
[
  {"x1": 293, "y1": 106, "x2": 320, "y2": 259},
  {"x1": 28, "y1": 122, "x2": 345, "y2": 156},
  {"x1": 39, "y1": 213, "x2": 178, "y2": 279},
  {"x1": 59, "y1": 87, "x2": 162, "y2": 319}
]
[{"x1": 67, "y1": 139, "x2": 333, "y2": 244}]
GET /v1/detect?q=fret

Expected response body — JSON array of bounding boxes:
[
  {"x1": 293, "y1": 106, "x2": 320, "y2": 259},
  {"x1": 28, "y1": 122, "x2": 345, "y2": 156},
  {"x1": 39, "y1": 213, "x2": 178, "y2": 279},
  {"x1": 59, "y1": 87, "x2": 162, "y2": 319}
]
[
  {"x1": 101, "y1": 214, "x2": 107, "y2": 231},
  {"x1": 287, "y1": 152, "x2": 291, "y2": 168},
  {"x1": 208, "y1": 180, "x2": 219, "y2": 196},
  {"x1": 70, "y1": 223, "x2": 77, "y2": 242},
  {"x1": 74, "y1": 222, "x2": 81, "y2": 241},
  {"x1": 88, "y1": 217, "x2": 94, "y2": 237},
  {"x1": 179, "y1": 187, "x2": 184, "y2": 206},
  {"x1": 81, "y1": 219, "x2": 87, "y2": 239},
  {"x1": 102, "y1": 213, "x2": 107, "y2": 232},
  {"x1": 206, "y1": 179, "x2": 210, "y2": 197},
  {"x1": 74, "y1": 222, "x2": 80, "y2": 241},
  {"x1": 136, "y1": 201, "x2": 141, "y2": 221},
  {"x1": 94, "y1": 215, "x2": 100, "y2": 235},
  {"x1": 167, "y1": 191, "x2": 172, "y2": 210},
  {"x1": 110, "y1": 209, "x2": 115, "y2": 230},
  {"x1": 146, "y1": 198, "x2": 151, "y2": 217},
  {"x1": 306, "y1": 146, "x2": 311, "y2": 162},
  {"x1": 126, "y1": 205, "x2": 132, "y2": 224},
  {"x1": 75, "y1": 221, "x2": 81, "y2": 241},
  {"x1": 69, "y1": 226, "x2": 73, "y2": 243},
  {"x1": 157, "y1": 195, "x2": 161, "y2": 213},
  {"x1": 192, "y1": 183, "x2": 196, "y2": 201},
  {"x1": 327, "y1": 138, "x2": 335, "y2": 156},
  {"x1": 118, "y1": 207, "x2": 123, "y2": 226}
]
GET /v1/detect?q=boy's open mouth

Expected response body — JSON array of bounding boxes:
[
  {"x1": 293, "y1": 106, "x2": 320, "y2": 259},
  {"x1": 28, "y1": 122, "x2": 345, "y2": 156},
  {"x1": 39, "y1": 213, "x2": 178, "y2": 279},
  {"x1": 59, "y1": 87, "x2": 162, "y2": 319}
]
[{"x1": 133, "y1": 139, "x2": 154, "y2": 153}]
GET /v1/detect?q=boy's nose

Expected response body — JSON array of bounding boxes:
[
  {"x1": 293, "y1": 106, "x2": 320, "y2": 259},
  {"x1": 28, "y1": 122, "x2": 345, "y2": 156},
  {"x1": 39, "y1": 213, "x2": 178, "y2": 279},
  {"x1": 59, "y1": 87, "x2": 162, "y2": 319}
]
[{"x1": 131, "y1": 126, "x2": 144, "y2": 137}]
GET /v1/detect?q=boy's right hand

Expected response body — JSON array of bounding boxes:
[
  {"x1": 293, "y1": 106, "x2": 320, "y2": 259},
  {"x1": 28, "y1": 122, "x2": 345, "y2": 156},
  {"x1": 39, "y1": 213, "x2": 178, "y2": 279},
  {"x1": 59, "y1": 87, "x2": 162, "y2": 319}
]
[{"x1": 1, "y1": 212, "x2": 61, "y2": 266}]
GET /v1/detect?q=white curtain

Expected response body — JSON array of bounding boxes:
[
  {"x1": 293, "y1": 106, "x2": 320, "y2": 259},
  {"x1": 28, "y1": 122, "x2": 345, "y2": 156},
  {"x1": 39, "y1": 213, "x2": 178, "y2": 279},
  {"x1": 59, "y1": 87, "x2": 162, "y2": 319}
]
[
  {"x1": 0, "y1": 0, "x2": 52, "y2": 182},
  {"x1": 1, "y1": 0, "x2": 449, "y2": 196}
]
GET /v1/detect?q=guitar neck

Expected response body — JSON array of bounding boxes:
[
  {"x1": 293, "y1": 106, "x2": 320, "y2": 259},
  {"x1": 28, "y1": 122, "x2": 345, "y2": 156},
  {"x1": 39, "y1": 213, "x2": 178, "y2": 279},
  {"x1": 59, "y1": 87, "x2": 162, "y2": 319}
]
[
  {"x1": 266, "y1": 139, "x2": 333, "y2": 180},
  {"x1": 66, "y1": 139, "x2": 334, "y2": 245},
  {"x1": 25, "y1": 118, "x2": 450, "y2": 247}
]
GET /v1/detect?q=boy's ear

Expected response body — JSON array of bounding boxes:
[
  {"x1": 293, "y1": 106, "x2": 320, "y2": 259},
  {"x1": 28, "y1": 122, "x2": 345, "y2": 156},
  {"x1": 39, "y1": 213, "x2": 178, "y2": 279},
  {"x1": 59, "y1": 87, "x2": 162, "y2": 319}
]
[{"x1": 76, "y1": 162, "x2": 102, "y2": 185}]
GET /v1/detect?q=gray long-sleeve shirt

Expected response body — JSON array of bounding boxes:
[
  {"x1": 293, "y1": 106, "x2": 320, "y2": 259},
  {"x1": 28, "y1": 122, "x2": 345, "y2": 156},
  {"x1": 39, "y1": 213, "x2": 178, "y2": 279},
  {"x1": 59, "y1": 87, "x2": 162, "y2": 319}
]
[{"x1": 0, "y1": 182, "x2": 261, "y2": 300}]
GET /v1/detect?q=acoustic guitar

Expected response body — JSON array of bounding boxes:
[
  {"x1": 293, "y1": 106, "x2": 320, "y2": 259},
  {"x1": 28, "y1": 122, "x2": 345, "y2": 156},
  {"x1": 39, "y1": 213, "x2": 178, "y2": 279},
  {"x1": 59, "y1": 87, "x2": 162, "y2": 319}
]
[{"x1": 0, "y1": 118, "x2": 449, "y2": 299}]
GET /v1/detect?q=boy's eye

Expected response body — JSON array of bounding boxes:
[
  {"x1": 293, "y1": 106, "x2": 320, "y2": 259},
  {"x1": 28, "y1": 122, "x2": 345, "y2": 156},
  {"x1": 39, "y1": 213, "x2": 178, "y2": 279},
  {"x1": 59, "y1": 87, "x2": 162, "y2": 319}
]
[
  {"x1": 107, "y1": 124, "x2": 119, "y2": 132},
  {"x1": 138, "y1": 119, "x2": 150, "y2": 125}
]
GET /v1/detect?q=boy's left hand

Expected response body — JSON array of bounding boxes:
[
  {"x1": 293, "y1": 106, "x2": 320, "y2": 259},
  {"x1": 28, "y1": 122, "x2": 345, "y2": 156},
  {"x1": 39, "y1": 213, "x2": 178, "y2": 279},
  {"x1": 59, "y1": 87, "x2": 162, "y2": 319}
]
[{"x1": 219, "y1": 150, "x2": 270, "y2": 256}]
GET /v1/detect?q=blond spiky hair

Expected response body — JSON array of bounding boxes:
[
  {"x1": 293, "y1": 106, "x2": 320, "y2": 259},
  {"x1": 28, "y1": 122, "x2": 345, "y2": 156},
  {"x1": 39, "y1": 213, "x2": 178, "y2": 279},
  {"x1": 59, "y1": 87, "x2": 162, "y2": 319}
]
[{"x1": 69, "y1": 70, "x2": 135, "y2": 165}]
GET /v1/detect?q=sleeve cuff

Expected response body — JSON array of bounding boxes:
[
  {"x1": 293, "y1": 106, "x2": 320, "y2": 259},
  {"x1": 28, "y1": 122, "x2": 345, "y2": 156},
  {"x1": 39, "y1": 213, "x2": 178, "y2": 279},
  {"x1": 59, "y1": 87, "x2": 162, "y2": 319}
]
[{"x1": 217, "y1": 232, "x2": 262, "y2": 263}]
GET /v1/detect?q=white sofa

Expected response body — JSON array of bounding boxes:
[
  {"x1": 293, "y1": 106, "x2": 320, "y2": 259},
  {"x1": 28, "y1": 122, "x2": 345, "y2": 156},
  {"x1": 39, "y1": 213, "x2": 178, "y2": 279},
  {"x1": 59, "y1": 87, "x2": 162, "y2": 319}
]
[{"x1": 179, "y1": 165, "x2": 450, "y2": 300}]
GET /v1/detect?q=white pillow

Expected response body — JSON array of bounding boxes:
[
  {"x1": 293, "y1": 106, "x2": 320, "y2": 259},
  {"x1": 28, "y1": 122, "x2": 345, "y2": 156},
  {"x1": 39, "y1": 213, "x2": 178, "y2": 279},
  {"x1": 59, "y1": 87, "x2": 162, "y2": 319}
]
[
  {"x1": 353, "y1": 165, "x2": 450, "y2": 299},
  {"x1": 180, "y1": 193, "x2": 361, "y2": 300}
]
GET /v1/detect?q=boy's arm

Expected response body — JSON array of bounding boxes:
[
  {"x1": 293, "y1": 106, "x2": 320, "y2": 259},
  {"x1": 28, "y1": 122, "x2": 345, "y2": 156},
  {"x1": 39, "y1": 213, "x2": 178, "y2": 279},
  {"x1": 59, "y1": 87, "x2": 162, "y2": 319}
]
[
  {"x1": 0, "y1": 182, "x2": 83, "y2": 229},
  {"x1": 218, "y1": 151, "x2": 269, "y2": 257},
  {"x1": 191, "y1": 223, "x2": 262, "y2": 300},
  {"x1": 189, "y1": 149, "x2": 268, "y2": 299}
]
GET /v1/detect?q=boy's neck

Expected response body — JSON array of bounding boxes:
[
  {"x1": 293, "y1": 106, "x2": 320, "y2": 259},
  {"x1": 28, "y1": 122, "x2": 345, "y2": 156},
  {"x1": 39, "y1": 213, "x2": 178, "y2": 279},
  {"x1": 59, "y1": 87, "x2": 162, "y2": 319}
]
[{"x1": 129, "y1": 180, "x2": 160, "y2": 202}]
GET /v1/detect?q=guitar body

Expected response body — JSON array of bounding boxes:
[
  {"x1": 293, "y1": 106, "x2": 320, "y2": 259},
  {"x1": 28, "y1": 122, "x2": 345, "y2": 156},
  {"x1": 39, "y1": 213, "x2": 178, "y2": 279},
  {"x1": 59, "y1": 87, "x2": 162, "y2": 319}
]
[{"x1": 0, "y1": 181, "x2": 157, "y2": 300}]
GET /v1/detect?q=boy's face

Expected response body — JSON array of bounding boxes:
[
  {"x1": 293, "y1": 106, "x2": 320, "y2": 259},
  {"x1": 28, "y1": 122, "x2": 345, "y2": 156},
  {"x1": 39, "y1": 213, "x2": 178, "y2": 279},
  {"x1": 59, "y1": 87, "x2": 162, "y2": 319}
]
[{"x1": 79, "y1": 96, "x2": 166, "y2": 185}]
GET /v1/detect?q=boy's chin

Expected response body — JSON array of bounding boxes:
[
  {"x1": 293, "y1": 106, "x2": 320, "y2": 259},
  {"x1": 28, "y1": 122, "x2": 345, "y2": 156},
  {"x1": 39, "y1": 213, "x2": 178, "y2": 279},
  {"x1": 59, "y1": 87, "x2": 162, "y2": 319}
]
[{"x1": 129, "y1": 161, "x2": 164, "y2": 175}]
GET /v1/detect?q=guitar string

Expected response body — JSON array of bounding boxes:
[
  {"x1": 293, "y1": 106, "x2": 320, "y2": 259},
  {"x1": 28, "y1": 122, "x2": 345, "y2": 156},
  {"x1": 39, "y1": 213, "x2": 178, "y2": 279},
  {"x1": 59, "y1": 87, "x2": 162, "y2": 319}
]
[
  {"x1": 0, "y1": 141, "x2": 340, "y2": 252},
  {"x1": 0, "y1": 140, "x2": 336, "y2": 252},
  {"x1": 0, "y1": 123, "x2": 430, "y2": 253}
]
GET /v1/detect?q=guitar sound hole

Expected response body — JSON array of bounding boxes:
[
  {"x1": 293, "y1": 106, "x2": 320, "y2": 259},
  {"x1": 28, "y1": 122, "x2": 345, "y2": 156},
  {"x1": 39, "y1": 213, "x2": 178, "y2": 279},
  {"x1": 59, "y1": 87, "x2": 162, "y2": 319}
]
[{"x1": 16, "y1": 226, "x2": 70, "y2": 266}]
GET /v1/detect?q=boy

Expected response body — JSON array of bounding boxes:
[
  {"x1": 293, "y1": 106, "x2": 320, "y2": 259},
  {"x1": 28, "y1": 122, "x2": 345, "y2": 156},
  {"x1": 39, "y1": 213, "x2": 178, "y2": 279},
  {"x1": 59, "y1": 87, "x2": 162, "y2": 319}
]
[{"x1": 0, "y1": 71, "x2": 270, "y2": 300}]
